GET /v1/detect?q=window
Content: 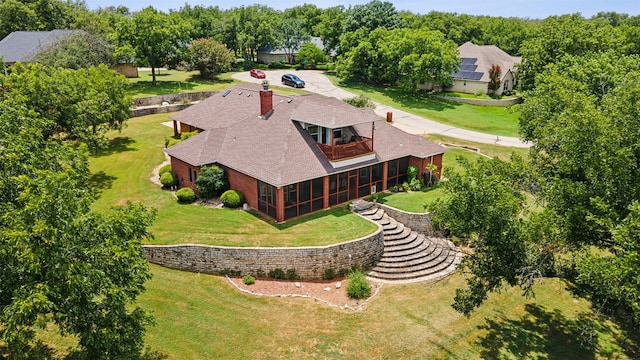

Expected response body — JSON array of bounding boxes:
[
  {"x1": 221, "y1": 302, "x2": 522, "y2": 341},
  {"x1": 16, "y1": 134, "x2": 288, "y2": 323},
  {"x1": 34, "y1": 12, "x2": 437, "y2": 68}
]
[
  {"x1": 283, "y1": 178, "x2": 325, "y2": 220},
  {"x1": 307, "y1": 126, "x2": 319, "y2": 141},
  {"x1": 258, "y1": 181, "x2": 276, "y2": 219},
  {"x1": 503, "y1": 79, "x2": 509, "y2": 91}
]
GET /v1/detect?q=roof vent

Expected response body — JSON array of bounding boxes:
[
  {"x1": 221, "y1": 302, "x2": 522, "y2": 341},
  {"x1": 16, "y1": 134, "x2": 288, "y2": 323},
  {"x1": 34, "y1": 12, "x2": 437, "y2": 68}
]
[
  {"x1": 247, "y1": 93, "x2": 251, "y2": 97},
  {"x1": 222, "y1": 90, "x2": 231, "y2": 97},
  {"x1": 287, "y1": 98, "x2": 293, "y2": 103},
  {"x1": 238, "y1": 91, "x2": 242, "y2": 95}
]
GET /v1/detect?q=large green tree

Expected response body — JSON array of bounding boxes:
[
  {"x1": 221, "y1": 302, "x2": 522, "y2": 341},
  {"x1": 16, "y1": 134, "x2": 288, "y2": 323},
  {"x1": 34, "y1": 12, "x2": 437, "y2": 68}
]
[
  {"x1": 431, "y1": 52, "x2": 640, "y2": 330},
  {"x1": 116, "y1": 7, "x2": 193, "y2": 85},
  {"x1": 0, "y1": 103, "x2": 156, "y2": 357},
  {"x1": 337, "y1": 27, "x2": 459, "y2": 88},
  {"x1": 188, "y1": 38, "x2": 234, "y2": 79},
  {"x1": 0, "y1": 63, "x2": 131, "y2": 150},
  {"x1": 34, "y1": 32, "x2": 115, "y2": 69},
  {"x1": 280, "y1": 18, "x2": 310, "y2": 64}
]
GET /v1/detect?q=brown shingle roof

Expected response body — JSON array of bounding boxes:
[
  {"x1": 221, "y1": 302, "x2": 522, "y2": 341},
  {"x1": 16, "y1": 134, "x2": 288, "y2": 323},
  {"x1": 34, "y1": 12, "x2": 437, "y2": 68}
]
[
  {"x1": 165, "y1": 84, "x2": 445, "y2": 186},
  {"x1": 455, "y1": 42, "x2": 522, "y2": 82}
]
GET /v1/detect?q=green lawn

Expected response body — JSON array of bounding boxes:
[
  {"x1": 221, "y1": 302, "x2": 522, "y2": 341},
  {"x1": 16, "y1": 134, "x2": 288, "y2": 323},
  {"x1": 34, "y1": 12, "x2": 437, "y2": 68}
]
[
  {"x1": 327, "y1": 73, "x2": 521, "y2": 137},
  {"x1": 127, "y1": 70, "x2": 239, "y2": 97},
  {"x1": 137, "y1": 265, "x2": 634, "y2": 359},
  {"x1": 90, "y1": 113, "x2": 377, "y2": 247}
]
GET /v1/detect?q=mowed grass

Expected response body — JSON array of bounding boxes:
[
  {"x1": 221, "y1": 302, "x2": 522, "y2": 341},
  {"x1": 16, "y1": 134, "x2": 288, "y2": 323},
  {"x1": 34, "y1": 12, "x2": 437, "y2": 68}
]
[
  {"x1": 326, "y1": 73, "x2": 521, "y2": 137},
  {"x1": 140, "y1": 265, "x2": 634, "y2": 359},
  {"x1": 127, "y1": 69, "x2": 239, "y2": 97},
  {"x1": 89, "y1": 113, "x2": 377, "y2": 247}
]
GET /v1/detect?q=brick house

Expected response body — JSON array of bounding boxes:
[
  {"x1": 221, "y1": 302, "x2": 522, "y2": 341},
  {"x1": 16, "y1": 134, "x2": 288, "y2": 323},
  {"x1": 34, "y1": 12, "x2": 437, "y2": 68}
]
[{"x1": 165, "y1": 83, "x2": 445, "y2": 222}]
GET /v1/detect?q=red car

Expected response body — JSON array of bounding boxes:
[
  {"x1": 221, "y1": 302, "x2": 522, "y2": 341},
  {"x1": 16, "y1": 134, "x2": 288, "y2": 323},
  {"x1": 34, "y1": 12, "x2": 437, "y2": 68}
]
[{"x1": 250, "y1": 69, "x2": 266, "y2": 79}]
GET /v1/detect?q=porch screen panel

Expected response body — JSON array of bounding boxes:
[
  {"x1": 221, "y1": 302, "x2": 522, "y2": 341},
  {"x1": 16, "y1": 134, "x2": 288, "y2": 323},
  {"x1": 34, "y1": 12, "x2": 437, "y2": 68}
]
[{"x1": 258, "y1": 181, "x2": 277, "y2": 220}]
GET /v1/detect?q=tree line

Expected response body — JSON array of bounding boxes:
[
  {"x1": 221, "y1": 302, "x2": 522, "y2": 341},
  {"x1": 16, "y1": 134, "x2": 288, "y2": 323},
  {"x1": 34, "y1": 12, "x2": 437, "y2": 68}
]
[{"x1": 2, "y1": 0, "x2": 639, "y2": 88}]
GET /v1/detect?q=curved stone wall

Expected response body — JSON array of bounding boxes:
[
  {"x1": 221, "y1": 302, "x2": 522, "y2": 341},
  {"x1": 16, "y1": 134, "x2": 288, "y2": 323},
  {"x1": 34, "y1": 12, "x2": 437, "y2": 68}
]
[
  {"x1": 142, "y1": 224, "x2": 384, "y2": 280},
  {"x1": 432, "y1": 95, "x2": 522, "y2": 107},
  {"x1": 376, "y1": 203, "x2": 438, "y2": 236}
]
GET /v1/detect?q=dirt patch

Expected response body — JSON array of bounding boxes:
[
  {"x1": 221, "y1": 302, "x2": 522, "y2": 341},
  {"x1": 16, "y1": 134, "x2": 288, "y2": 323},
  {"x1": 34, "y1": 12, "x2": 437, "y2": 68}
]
[{"x1": 226, "y1": 277, "x2": 382, "y2": 310}]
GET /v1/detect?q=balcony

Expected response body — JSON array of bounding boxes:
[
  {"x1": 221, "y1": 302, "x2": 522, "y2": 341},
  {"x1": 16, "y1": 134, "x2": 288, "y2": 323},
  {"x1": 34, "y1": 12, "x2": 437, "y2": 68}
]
[{"x1": 317, "y1": 136, "x2": 373, "y2": 161}]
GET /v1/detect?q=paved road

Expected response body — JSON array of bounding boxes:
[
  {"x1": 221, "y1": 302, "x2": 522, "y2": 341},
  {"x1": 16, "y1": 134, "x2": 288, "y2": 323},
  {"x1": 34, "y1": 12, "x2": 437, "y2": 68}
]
[{"x1": 232, "y1": 70, "x2": 530, "y2": 148}]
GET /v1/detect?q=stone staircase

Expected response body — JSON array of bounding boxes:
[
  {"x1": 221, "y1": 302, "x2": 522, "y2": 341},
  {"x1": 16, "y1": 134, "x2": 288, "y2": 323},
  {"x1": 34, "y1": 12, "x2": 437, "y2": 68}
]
[{"x1": 351, "y1": 200, "x2": 462, "y2": 284}]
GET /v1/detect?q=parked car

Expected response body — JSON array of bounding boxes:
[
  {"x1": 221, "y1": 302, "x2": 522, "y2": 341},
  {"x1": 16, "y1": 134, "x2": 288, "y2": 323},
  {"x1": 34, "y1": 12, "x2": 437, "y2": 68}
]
[
  {"x1": 250, "y1": 69, "x2": 266, "y2": 79},
  {"x1": 281, "y1": 73, "x2": 305, "y2": 88}
]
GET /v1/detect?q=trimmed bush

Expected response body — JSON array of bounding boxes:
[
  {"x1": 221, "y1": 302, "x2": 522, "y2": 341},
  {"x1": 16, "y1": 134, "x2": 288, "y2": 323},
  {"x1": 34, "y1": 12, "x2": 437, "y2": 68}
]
[
  {"x1": 346, "y1": 269, "x2": 371, "y2": 299},
  {"x1": 242, "y1": 275, "x2": 256, "y2": 285},
  {"x1": 323, "y1": 268, "x2": 336, "y2": 280},
  {"x1": 160, "y1": 171, "x2": 177, "y2": 187},
  {"x1": 343, "y1": 95, "x2": 374, "y2": 108},
  {"x1": 158, "y1": 164, "x2": 173, "y2": 176},
  {"x1": 407, "y1": 165, "x2": 419, "y2": 182},
  {"x1": 286, "y1": 269, "x2": 299, "y2": 280},
  {"x1": 268, "y1": 268, "x2": 285, "y2": 279},
  {"x1": 220, "y1": 189, "x2": 244, "y2": 208},
  {"x1": 176, "y1": 187, "x2": 196, "y2": 203},
  {"x1": 196, "y1": 165, "x2": 227, "y2": 198}
]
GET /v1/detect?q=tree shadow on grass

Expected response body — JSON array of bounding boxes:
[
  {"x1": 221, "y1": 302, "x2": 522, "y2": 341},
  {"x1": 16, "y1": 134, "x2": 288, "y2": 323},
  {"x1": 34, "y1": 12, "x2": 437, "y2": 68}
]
[
  {"x1": 477, "y1": 303, "x2": 603, "y2": 359},
  {"x1": 92, "y1": 136, "x2": 136, "y2": 157},
  {"x1": 337, "y1": 78, "x2": 457, "y2": 112},
  {"x1": 88, "y1": 170, "x2": 117, "y2": 199}
]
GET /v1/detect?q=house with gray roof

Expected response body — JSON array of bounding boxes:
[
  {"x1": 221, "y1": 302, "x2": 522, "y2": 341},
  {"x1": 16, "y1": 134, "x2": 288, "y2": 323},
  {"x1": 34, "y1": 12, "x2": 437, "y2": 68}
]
[
  {"x1": 447, "y1": 42, "x2": 522, "y2": 95},
  {"x1": 165, "y1": 83, "x2": 445, "y2": 222},
  {"x1": 257, "y1": 36, "x2": 332, "y2": 64},
  {"x1": 0, "y1": 30, "x2": 82, "y2": 64}
]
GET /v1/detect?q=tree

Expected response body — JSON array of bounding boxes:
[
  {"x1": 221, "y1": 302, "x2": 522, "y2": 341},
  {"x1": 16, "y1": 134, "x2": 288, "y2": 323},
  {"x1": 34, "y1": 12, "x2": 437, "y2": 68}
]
[
  {"x1": 343, "y1": 0, "x2": 401, "y2": 33},
  {"x1": 281, "y1": 18, "x2": 310, "y2": 64},
  {"x1": 432, "y1": 52, "x2": 640, "y2": 329},
  {"x1": 116, "y1": 7, "x2": 193, "y2": 85},
  {"x1": 487, "y1": 64, "x2": 502, "y2": 94},
  {"x1": 230, "y1": 5, "x2": 280, "y2": 62},
  {"x1": 314, "y1": 6, "x2": 346, "y2": 56},
  {"x1": 337, "y1": 27, "x2": 459, "y2": 88},
  {"x1": 0, "y1": 63, "x2": 131, "y2": 150},
  {"x1": 0, "y1": 104, "x2": 156, "y2": 357},
  {"x1": 188, "y1": 38, "x2": 234, "y2": 79},
  {"x1": 34, "y1": 32, "x2": 115, "y2": 69},
  {"x1": 195, "y1": 165, "x2": 228, "y2": 198},
  {"x1": 296, "y1": 42, "x2": 326, "y2": 68}
]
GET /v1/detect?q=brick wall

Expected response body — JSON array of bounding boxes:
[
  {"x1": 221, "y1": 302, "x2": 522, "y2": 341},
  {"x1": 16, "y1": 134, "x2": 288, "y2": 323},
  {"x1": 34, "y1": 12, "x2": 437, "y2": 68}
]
[
  {"x1": 171, "y1": 157, "x2": 198, "y2": 191},
  {"x1": 142, "y1": 224, "x2": 384, "y2": 280},
  {"x1": 225, "y1": 167, "x2": 258, "y2": 209}
]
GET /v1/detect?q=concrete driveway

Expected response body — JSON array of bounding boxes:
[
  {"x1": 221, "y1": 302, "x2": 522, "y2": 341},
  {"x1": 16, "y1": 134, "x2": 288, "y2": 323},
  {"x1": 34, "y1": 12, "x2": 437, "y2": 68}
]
[{"x1": 232, "y1": 70, "x2": 529, "y2": 148}]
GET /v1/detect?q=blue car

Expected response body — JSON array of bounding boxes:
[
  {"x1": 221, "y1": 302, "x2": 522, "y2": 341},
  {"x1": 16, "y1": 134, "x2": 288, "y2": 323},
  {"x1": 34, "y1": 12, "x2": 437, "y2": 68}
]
[{"x1": 281, "y1": 73, "x2": 305, "y2": 88}]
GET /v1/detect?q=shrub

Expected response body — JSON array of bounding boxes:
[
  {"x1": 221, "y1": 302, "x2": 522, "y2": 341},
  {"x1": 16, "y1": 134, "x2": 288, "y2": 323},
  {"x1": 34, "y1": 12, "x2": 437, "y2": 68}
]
[
  {"x1": 474, "y1": 88, "x2": 484, "y2": 97},
  {"x1": 409, "y1": 178, "x2": 422, "y2": 191},
  {"x1": 390, "y1": 185, "x2": 399, "y2": 193},
  {"x1": 181, "y1": 131, "x2": 198, "y2": 141},
  {"x1": 220, "y1": 189, "x2": 244, "y2": 208},
  {"x1": 176, "y1": 187, "x2": 196, "y2": 203},
  {"x1": 242, "y1": 275, "x2": 256, "y2": 285},
  {"x1": 346, "y1": 269, "x2": 371, "y2": 299},
  {"x1": 402, "y1": 182, "x2": 410, "y2": 192},
  {"x1": 267, "y1": 61, "x2": 288, "y2": 69},
  {"x1": 158, "y1": 164, "x2": 173, "y2": 176},
  {"x1": 166, "y1": 137, "x2": 182, "y2": 147},
  {"x1": 286, "y1": 269, "x2": 299, "y2": 280},
  {"x1": 268, "y1": 268, "x2": 285, "y2": 279},
  {"x1": 407, "y1": 165, "x2": 419, "y2": 182},
  {"x1": 323, "y1": 268, "x2": 336, "y2": 280},
  {"x1": 196, "y1": 165, "x2": 227, "y2": 198},
  {"x1": 160, "y1": 171, "x2": 177, "y2": 187},
  {"x1": 343, "y1": 95, "x2": 374, "y2": 108}
]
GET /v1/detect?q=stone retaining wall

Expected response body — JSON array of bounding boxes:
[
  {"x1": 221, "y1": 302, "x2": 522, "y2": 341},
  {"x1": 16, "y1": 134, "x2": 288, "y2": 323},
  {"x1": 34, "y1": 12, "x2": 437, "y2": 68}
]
[
  {"x1": 133, "y1": 91, "x2": 217, "y2": 107},
  {"x1": 130, "y1": 103, "x2": 192, "y2": 117},
  {"x1": 432, "y1": 95, "x2": 522, "y2": 107},
  {"x1": 376, "y1": 203, "x2": 437, "y2": 235},
  {"x1": 142, "y1": 224, "x2": 384, "y2": 280}
]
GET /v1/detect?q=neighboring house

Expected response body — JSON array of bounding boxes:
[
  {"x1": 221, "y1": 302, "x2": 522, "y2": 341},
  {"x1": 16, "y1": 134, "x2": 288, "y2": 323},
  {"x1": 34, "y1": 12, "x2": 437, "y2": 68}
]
[
  {"x1": 0, "y1": 29, "x2": 138, "y2": 78},
  {"x1": 257, "y1": 36, "x2": 330, "y2": 64},
  {"x1": 447, "y1": 42, "x2": 521, "y2": 95},
  {"x1": 0, "y1": 30, "x2": 82, "y2": 65},
  {"x1": 165, "y1": 83, "x2": 445, "y2": 222}
]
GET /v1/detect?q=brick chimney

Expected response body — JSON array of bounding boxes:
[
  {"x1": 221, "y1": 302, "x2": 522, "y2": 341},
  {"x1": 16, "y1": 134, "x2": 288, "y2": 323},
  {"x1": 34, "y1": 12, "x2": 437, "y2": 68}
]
[{"x1": 260, "y1": 88, "x2": 273, "y2": 118}]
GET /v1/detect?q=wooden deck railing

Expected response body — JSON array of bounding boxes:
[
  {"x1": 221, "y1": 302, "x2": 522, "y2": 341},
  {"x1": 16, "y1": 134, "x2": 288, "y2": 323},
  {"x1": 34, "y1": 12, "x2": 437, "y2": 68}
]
[{"x1": 317, "y1": 137, "x2": 373, "y2": 161}]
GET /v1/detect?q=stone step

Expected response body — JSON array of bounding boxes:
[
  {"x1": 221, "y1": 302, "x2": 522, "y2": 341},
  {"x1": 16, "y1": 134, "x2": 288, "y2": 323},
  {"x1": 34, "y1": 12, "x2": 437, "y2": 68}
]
[
  {"x1": 377, "y1": 214, "x2": 391, "y2": 226},
  {"x1": 368, "y1": 253, "x2": 462, "y2": 284},
  {"x1": 384, "y1": 227, "x2": 412, "y2": 241},
  {"x1": 383, "y1": 231, "x2": 418, "y2": 248},
  {"x1": 377, "y1": 245, "x2": 450, "y2": 269},
  {"x1": 369, "y1": 251, "x2": 459, "y2": 280},
  {"x1": 364, "y1": 208, "x2": 385, "y2": 221},
  {"x1": 381, "y1": 237, "x2": 440, "y2": 260},
  {"x1": 382, "y1": 234, "x2": 424, "y2": 253},
  {"x1": 350, "y1": 199, "x2": 376, "y2": 213},
  {"x1": 383, "y1": 222, "x2": 406, "y2": 236}
]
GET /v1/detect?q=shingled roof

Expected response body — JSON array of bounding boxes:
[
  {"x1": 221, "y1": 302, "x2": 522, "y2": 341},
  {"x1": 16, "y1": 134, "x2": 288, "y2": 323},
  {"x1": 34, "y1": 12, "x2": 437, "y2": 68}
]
[
  {"x1": 453, "y1": 42, "x2": 522, "y2": 82},
  {"x1": 166, "y1": 84, "x2": 445, "y2": 187},
  {"x1": 0, "y1": 30, "x2": 82, "y2": 63}
]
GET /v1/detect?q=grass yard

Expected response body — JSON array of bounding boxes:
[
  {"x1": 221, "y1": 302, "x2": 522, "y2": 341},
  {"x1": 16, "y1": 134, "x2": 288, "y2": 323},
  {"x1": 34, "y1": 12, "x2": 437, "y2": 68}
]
[
  {"x1": 327, "y1": 73, "x2": 521, "y2": 137},
  {"x1": 138, "y1": 265, "x2": 635, "y2": 359},
  {"x1": 90, "y1": 113, "x2": 377, "y2": 247},
  {"x1": 127, "y1": 69, "x2": 239, "y2": 97}
]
